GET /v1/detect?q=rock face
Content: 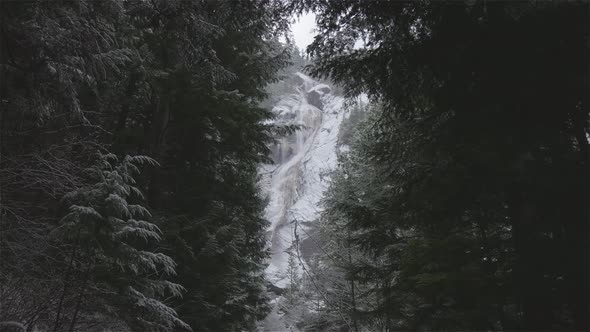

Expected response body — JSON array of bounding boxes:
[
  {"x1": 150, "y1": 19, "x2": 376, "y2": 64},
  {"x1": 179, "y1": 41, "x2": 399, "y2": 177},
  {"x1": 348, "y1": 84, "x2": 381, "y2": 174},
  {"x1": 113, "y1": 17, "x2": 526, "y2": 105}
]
[
  {"x1": 306, "y1": 84, "x2": 331, "y2": 109},
  {"x1": 258, "y1": 72, "x2": 346, "y2": 330}
]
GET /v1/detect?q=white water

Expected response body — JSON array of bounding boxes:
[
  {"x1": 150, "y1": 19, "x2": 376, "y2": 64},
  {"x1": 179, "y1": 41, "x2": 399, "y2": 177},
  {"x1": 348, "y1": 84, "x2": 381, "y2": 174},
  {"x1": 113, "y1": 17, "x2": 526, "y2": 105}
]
[{"x1": 258, "y1": 72, "x2": 347, "y2": 330}]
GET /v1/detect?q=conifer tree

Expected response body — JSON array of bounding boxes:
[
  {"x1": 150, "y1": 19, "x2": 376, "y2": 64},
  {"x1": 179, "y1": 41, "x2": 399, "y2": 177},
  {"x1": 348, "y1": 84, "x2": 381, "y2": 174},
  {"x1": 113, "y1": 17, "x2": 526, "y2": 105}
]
[
  {"x1": 1, "y1": 0, "x2": 294, "y2": 330},
  {"x1": 299, "y1": 1, "x2": 589, "y2": 330},
  {"x1": 53, "y1": 153, "x2": 189, "y2": 331}
]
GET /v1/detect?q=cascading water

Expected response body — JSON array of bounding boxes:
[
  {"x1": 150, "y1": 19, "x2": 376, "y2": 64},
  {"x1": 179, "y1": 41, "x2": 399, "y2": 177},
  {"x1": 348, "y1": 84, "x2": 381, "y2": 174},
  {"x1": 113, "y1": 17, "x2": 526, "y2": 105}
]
[{"x1": 258, "y1": 72, "x2": 347, "y2": 330}]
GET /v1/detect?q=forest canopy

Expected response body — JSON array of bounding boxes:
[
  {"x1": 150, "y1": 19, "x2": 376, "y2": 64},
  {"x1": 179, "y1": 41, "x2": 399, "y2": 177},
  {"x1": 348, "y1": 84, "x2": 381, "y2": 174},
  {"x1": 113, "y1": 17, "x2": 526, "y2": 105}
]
[
  {"x1": 1, "y1": 1, "x2": 293, "y2": 330},
  {"x1": 1, "y1": 1, "x2": 588, "y2": 331},
  {"x1": 290, "y1": 1, "x2": 589, "y2": 331}
]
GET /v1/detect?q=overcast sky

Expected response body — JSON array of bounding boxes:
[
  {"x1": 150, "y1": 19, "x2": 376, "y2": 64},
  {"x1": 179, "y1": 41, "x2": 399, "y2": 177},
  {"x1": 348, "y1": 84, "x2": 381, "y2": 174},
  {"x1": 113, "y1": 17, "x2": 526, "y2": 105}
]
[{"x1": 291, "y1": 12, "x2": 317, "y2": 51}]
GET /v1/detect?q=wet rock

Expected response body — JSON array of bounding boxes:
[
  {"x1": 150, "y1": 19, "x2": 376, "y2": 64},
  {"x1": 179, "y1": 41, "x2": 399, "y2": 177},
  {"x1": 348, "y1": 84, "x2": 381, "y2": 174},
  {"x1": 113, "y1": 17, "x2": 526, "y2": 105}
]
[
  {"x1": 306, "y1": 89, "x2": 323, "y2": 109},
  {"x1": 293, "y1": 73, "x2": 305, "y2": 86},
  {"x1": 266, "y1": 282, "x2": 284, "y2": 296}
]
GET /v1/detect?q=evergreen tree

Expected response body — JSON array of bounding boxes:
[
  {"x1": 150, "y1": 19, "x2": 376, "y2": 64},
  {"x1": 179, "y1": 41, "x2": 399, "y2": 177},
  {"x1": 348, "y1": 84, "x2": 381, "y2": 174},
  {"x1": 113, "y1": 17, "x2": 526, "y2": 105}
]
[
  {"x1": 0, "y1": 1, "x2": 135, "y2": 328},
  {"x1": 53, "y1": 153, "x2": 189, "y2": 331},
  {"x1": 299, "y1": 1, "x2": 589, "y2": 330},
  {"x1": 104, "y1": 1, "x2": 292, "y2": 330},
  {"x1": 285, "y1": 246, "x2": 302, "y2": 308},
  {"x1": 1, "y1": 0, "x2": 294, "y2": 330}
]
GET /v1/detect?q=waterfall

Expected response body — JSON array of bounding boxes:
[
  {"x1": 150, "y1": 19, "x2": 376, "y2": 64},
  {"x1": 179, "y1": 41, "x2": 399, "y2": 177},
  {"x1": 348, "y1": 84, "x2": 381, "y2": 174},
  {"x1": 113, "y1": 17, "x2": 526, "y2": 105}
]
[{"x1": 258, "y1": 72, "x2": 347, "y2": 330}]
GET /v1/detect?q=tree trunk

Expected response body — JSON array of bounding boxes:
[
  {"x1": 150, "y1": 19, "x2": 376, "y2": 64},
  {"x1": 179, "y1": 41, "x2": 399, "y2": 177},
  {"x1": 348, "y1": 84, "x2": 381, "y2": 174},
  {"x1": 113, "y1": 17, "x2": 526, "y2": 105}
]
[
  {"x1": 347, "y1": 230, "x2": 359, "y2": 332},
  {"x1": 147, "y1": 91, "x2": 170, "y2": 209},
  {"x1": 67, "y1": 264, "x2": 90, "y2": 332},
  {"x1": 52, "y1": 249, "x2": 76, "y2": 332}
]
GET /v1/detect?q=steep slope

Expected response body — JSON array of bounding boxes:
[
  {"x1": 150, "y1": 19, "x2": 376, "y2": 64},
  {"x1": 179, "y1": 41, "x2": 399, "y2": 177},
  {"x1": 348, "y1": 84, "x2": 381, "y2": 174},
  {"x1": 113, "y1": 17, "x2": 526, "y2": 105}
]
[{"x1": 258, "y1": 72, "x2": 347, "y2": 330}]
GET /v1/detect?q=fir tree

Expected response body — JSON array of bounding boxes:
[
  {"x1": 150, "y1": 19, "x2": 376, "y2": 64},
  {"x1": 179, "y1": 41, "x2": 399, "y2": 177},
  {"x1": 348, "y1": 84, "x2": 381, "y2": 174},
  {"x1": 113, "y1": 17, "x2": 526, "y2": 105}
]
[{"x1": 52, "y1": 153, "x2": 189, "y2": 331}]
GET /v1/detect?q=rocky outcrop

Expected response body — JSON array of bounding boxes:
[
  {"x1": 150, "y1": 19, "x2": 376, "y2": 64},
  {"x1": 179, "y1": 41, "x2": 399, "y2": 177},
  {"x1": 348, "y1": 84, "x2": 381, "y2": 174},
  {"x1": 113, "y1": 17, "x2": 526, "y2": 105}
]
[
  {"x1": 306, "y1": 84, "x2": 331, "y2": 110},
  {"x1": 266, "y1": 281, "x2": 284, "y2": 296}
]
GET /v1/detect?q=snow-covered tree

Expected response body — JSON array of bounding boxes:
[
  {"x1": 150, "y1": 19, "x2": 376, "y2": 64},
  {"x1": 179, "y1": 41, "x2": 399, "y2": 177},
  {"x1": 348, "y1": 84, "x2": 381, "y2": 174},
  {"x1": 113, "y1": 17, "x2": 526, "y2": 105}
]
[{"x1": 52, "y1": 153, "x2": 190, "y2": 331}]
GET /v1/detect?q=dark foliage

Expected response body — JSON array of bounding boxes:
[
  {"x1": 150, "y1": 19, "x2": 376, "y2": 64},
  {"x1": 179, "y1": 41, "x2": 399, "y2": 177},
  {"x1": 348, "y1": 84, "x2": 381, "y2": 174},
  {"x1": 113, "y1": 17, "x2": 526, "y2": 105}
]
[
  {"x1": 0, "y1": 1, "x2": 292, "y2": 331},
  {"x1": 298, "y1": 1, "x2": 589, "y2": 331}
]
